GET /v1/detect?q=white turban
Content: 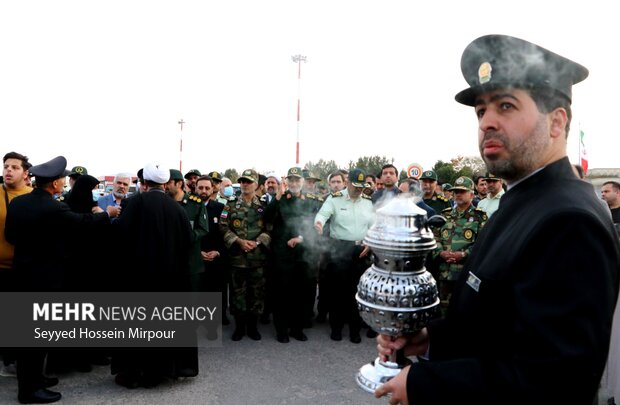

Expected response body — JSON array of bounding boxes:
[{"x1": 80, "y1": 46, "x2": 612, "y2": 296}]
[{"x1": 143, "y1": 161, "x2": 170, "y2": 184}]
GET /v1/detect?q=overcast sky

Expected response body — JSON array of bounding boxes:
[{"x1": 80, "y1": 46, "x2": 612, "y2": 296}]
[{"x1": 1, "y1": 0, "x2": 617, "y2": 178}]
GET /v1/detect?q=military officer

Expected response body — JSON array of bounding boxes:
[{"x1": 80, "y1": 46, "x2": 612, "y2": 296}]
[
  {"x1": 420, "y1": 170, "x2": 451, "y2": 212},
  {"x1": 219, "y1": 169, "x2": 271, "y2": 341},
  {"x1": 432, "y1": 176, "x2": 487, "y2": 311},
  {"x1": 167, "y1": 169, "x2": 209, "y2": 291},
  {"x1": 477, "y1": 172, "x2": 504, "y2": 217},
  {"x1": 302, "y1": 169, "x2": 321, "y2": 195},
  {"x1": 264, "y1": 167, "x2": 317, "y2": 342},
  {"x1": 207, "y1": 171, "x2": 228, "y2": 205},
  {"x1": 184, "y1": 169, "x2": 201, "y2": 194},
  {"x1": 314, "y1": 168, "x2": 375, "y2": 343}
]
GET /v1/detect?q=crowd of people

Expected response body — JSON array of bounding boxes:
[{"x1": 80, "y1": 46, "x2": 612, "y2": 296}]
[{"x1": 1, "y1": 33, "x2": 620, "y2": 405}]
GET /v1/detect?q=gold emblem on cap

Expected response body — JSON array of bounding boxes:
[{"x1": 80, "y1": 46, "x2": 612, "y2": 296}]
[
  {"x1": 478, "y1": 62, "x2": 492, "y2": 84},
  {"x1": 76, "y1": 167, "x2": 84, "y2": 173},
  {"x1": 358, "y1": 173, "x2": 364, "y2": 181},
  {"x1": 291, "y1": 168, "x2": 298, "y2": 174},
  {"x1": 456, "y1": 177, "x2": 463, "y2": 184}
]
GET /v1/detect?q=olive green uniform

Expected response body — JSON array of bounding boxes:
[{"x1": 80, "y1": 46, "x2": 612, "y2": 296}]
[
  {"x1": 177, "y1": 192, "x2": 209, "y2": 291},
  {"x1": 423, "y1": 192, "x2": 451, "y2": 213}
]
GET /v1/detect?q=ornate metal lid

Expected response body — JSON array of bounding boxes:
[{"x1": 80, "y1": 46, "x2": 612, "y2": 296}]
[{"x1": 364, "y1": 196, "x2": 436, "y2": 255}]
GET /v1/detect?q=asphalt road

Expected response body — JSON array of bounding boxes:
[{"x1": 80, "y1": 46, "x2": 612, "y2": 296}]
[{"x1": 0, "y1": 321, "x2": 385, "y2": 405}]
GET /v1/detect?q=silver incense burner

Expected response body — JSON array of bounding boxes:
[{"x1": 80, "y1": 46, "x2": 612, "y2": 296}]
[{"x1": 355, "y1": 196, "x2": 442, "y2": 393}]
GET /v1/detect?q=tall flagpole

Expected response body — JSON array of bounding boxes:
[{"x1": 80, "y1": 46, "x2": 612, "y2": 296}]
[
  {"x1": 292, "y1": 54, "x2": 307, "y2": 165},
  {"x1": 178, "y1": 119, "x2": 185, "y2": 171}
]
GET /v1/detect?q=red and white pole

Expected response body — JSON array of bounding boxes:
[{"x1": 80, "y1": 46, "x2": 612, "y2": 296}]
[
  {"x1": 178, "y1": 119, "x2": 185, "y2": 171},
  {"x1": 292, "y1": 55, "x2": 307, "y2": 165}
]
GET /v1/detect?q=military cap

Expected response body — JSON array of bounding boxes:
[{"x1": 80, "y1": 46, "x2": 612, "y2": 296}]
[
  {"x1": 420, "y1": 170, "x2": 438, "y2": 181},
  {"x1": 302, "y1": 169, "x2": 321, "y2": 181},
  {"x1": 184, "y1": 169, "x2": 201, "y2": 179},
  {"x1": 348, "y1": 168, "x2": 369, "y2": 188},
  {"x1": 238, "y1": 169, "x2": 258, "y2": 183},
  {"x1": 286, "y1": 167, "x2": 303, "y2": 179},
  {"x1": 449, "y1": 176, "x2": 474, "y2": 191},
  {"x1": 29, "y1": 156, "x2": 70, "y2": 179},
  {"x1": 169, "y1": 169, "x2": 184, "y2": 181},
  {"x1": 484, "y1": 172, "x2": 502, "y2": 181},
  {"x1": 455, "y1": 34, "x2": 589, "y2": 106},
  {"x1": 442, "y1": 183, "x2": 453, "y2": 191},
  {"x1": 69, "y1": 166, "x2": 88, "y2": 177},
  {"x1": 207, "y1": 171, "x2": 223, "y2": 183}
]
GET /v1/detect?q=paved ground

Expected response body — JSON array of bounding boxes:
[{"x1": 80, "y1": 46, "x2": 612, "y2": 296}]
[{"x1": 0, "y1": 320, "x2": 385, "y2": 405}]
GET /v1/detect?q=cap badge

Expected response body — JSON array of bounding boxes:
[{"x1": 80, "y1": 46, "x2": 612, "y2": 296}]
[
  {"x1": 456, "y1": 178, "x2": 464, "y2": 184},
  {"x1": 75, "y1": 167, "x2": 84, "y2": 174},
  {"x1": 358, "y1": 173, "x2": 364, "y2": 181},
  {"x1": 478, "y1": 62, "x2": 492, "y2": 84}
]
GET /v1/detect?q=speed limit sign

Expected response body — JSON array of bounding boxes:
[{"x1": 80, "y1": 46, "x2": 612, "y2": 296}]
[{"x1": 407, "y1": 163, "x2": 423, "y2": 179}]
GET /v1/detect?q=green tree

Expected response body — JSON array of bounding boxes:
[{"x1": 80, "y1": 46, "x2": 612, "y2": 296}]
[
  {"x1": 224, "y1": 168, "x2": 239, "y2": 183},
  {"x1": 304, "y1": 159, "x2": 339, "y2": 181},
  {"x1": 433, "y1": 160, "x2": 457, "y2": 184},
  {"x1": 347, "y1": 155, "x2": 394, "y2": 178},
  {"x1": 430, "y1": 156, "x2": 486, "y2": 184}
]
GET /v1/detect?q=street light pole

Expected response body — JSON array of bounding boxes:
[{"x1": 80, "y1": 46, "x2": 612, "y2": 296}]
[
  {"x1": 178, "y1": 119, "x2": 185, "y2": 171},
  {"x1": 291, "y1": 54, "x2": 307, "y2": 165}
]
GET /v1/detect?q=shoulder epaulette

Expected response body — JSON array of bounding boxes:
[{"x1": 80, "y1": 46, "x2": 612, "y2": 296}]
[
  {"x1": 437, "y1": 194, "x2": 449, "y2": 202},
  {"x1": 186, "y1": 193, "x2": 202, "y2": 204},
  {"x1": 305, "y1": 193, "x2": 324, "y2": 202},
  {"x1": 441, "y1": 207, "x2": 453, "y2": 213},
  {"x1": 474, "y1": 207, "x2": 488, "y2": 219},
  {"x1": 331, "y1": 191, "x2": 343, "y2": 198}
]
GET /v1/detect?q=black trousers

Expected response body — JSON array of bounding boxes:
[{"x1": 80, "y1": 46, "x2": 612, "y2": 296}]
[
  {"x1": 16, "y1": 348, "x2": 47, "y2": 394},
  {"x1": 272, "y1": 249, "x2": 310, "y2": 333},
  {"x1": 324, "y1": 240, "x2": 369, "y2": 334}
]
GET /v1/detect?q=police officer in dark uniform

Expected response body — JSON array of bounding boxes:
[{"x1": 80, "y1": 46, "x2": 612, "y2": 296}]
[{"x1": 5, "y1": 156, "x2": 118, "y2": 404}]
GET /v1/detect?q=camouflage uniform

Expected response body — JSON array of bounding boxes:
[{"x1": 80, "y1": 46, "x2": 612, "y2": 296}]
[
  {"x1": 433, "y1": 178, "x2": 487, "y2": 310},
  {"x1": 220, "y1": 193, "x2": 271, "y2": 315}
]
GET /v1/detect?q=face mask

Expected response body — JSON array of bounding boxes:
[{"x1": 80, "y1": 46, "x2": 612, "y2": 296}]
[{"x1": 223, "y1": 186, "x2": 234, "y2": 197}]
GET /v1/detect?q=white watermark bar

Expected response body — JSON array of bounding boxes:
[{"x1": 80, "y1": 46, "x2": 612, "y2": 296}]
[{"x1": 0, "y1": 292, "x2": 221, "y2": 348}]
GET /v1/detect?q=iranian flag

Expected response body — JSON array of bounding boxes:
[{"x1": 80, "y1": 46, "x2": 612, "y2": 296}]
[{"x1": 580, "y1": 130, "x2": 588, "y2": 174}]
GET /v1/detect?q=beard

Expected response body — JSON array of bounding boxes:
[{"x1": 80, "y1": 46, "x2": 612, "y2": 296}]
[
  {"x1": 480, "y1": 115, "x2": 550, "y2": 182},
  {"x1": 113, "y1": 190, "x2": 126, "y2": 199},
  {"x1": 288, "y1": 184, "x2": 302, "y2": 194}
]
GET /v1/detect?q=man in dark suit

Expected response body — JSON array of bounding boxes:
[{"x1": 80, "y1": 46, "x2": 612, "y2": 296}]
[
  {"x1": 5, "y1": 156, "x2": 118, "y2": 404},
  {"x1": 376, "y1": 35, "x2": 620, "y2": 405},
  {"x1": 196, "y1": 176, "x2": 229, "y2": 332}
]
